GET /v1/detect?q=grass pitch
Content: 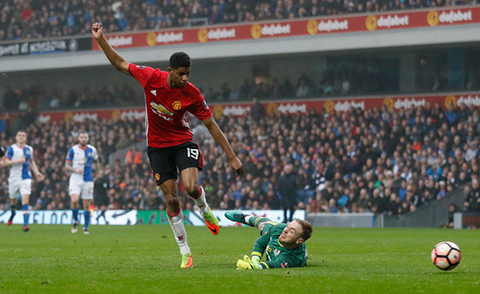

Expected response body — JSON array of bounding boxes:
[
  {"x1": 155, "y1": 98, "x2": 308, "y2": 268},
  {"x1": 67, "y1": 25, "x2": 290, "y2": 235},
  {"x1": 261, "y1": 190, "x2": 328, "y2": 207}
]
[{"x1": 0, "y1": 224, "x2": 479, "y2": 294}]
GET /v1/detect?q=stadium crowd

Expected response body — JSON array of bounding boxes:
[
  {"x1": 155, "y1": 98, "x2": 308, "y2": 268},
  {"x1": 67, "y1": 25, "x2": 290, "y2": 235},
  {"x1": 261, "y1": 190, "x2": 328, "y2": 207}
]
[
  {"x1": 1, "y1": 100, "x2": 480, "y2": 216},
  {"x1": 0, "y1": 0, "x2": 476, "y2": 41}
]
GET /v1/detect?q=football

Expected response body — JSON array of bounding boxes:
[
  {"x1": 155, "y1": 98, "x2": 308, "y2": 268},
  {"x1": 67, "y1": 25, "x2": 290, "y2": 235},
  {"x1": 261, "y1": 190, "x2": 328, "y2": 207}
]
[{"x1": 431, "y1": 241, "x2": 461, "y2": 271}]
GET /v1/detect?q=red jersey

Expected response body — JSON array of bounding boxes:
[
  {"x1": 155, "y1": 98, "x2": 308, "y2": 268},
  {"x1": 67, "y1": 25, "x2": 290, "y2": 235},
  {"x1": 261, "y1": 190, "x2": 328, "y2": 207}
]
[{"x1": 129, "y1": 63, "x2": 212, "y2": 148}]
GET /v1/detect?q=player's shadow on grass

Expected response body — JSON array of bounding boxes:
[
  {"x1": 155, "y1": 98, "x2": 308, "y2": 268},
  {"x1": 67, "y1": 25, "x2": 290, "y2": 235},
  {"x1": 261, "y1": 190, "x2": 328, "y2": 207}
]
[{"x1": 430, "y1": 270, "x2": 471, "y2": 276}]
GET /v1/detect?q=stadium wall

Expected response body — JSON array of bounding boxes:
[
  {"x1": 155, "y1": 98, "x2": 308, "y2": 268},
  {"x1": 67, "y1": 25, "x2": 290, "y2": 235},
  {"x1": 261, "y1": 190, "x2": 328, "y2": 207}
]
[
  {"x1": 374, "y1": 188, "x2": 466, "y2": 228},
  {"x1": 307, "y1": 213, "x2": 375, "y2": 228}
]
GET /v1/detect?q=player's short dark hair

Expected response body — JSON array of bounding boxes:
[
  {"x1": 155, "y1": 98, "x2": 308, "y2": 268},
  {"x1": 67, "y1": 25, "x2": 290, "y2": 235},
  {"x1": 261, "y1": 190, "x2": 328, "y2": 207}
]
[
  {"x1": 169, "y1": 52, "x2": 191, "y2": 69},
  {"x1": 296, "y1": 219, "x2": 312, "y2": 242}
]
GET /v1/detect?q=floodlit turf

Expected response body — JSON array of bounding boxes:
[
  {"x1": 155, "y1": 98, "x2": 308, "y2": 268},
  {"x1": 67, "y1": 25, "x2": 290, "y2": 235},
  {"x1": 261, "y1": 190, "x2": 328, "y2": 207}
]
[{"x1": 0, "y1": 224, "x2": 479, "y2": 294}]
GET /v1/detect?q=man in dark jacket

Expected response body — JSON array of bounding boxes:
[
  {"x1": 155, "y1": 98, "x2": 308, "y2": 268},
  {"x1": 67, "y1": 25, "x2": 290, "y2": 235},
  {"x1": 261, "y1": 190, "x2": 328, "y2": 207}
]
[
  {"x1": 277, "y1": 164, "x2": 299, "y2": 223},
  {"x1": 94, "y1": 168, "x2": 110, "y2": 224}
]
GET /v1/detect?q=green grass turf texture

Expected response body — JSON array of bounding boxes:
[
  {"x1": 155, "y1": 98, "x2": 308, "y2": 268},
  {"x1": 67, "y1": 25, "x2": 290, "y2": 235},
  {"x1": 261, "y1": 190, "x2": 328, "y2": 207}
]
[{"x1": 0, "y1": 225, "x2": 479, "y2": 294}]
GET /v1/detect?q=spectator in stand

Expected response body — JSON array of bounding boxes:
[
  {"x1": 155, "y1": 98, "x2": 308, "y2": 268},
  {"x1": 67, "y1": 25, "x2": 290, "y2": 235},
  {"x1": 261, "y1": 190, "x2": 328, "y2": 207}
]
[
  {"x1": 465, "y1": 180, "x2": 480, "y2": 212},
  {"x1": 445, "y1": 203, "x2": 456, "y2": 228},
  {"x1": 125, "y1": 145, "x2": 143, "y2": 166},
  {"x1": 251, "y1": 97, "x2": 266, "y2": 121},
  {"x1": 277, "y1": 164, "x2": 298, "y2": 223}
]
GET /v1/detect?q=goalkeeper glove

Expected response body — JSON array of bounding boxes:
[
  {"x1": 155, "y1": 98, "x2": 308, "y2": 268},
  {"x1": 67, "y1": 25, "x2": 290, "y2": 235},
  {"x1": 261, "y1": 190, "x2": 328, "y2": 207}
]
[
  {"x1": 243, "y1": 255, "x2": 260, "y2": 264},
  {"x1": 236, "y1": 257, "x2": 262, "y2": 270}
]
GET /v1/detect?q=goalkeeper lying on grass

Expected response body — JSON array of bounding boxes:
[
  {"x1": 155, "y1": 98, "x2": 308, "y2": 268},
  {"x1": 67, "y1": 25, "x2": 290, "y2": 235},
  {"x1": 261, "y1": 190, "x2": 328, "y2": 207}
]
[{"x1": 225, "y1": 211, "x2": 312, "y2": 269}]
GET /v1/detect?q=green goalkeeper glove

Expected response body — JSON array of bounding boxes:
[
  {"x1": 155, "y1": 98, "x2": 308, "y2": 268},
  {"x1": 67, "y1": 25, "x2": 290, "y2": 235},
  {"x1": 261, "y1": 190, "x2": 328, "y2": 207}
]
[
  {"x1": 243, "y1": 255, "x2": 260, "y2": 264},
  {"x1": 236, "y1": 256, "x2": 262, "y2": 270}
]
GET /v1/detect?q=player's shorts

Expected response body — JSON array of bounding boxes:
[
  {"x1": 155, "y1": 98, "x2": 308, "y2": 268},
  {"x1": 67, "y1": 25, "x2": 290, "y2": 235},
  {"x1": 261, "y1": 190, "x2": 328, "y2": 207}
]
[
  {"x1": 260, "y1": 221, "x2": 279, "y2": 236},
  {"x1": 147, "y1": 142, "x2": 203, "y2": 186},
  {"x1": 69, "y1": 178, "x2": 94, "y2": 199},
  {"x1": 8, "y1": 179, "x2": 32, "y2": 199}
]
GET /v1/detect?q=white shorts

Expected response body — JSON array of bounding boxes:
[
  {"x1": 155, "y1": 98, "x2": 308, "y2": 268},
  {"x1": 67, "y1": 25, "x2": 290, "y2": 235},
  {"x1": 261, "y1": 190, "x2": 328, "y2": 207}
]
[
  {"x1": 9, "y1": 179, "x2": 32, "y2": 199},
  {"x1": 69, "y1": 179, "x2": 94, "y2": 200}
]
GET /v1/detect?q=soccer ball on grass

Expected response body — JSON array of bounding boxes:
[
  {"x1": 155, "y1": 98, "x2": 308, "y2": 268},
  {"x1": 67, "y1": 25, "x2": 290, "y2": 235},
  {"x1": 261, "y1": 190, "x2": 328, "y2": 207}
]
[{"x1": 431, "y1": 241, "x2": 461, "y2": 271}]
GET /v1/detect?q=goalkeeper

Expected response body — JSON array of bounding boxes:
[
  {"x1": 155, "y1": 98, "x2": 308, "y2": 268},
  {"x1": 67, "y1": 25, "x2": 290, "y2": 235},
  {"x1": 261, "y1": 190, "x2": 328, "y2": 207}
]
[{"x1": 225, "y1": 211, "x2": 312, "y2": 269}]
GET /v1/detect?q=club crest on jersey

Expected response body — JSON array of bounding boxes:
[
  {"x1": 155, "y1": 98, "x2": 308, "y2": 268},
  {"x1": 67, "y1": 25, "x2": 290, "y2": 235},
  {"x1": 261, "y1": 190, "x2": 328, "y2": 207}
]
[
  {"x1": 88, "y1": 152, "x2": 92, "y2": 157},
  {"x1": 172, "y1": 101, "x2": 182, "y2": 110},
  {"x1": 155, "y1": 173, "x2": 160, "y2": 181},
  {"x1": 274, "y1": 249, "x2": 281, "y2": 257},
  {"x1": 150, "y1": 102, "x2": 174, "y2": 116},
  {"x1": 25, "y1": 149, "x2": 30, "y2": 155}
]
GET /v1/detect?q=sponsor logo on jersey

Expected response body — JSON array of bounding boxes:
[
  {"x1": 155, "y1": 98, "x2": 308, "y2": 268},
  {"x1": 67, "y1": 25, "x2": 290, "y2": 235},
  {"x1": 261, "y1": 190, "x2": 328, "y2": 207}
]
[
  {"x1": 155, "y1": 173, "x2": 160, "y2": 181},
  {"x1": 151, "y1": 102, "x2": 174, "y2": 116},
  {"x1": 150, "y1": 102, "x2": 174, "y2": 122}
]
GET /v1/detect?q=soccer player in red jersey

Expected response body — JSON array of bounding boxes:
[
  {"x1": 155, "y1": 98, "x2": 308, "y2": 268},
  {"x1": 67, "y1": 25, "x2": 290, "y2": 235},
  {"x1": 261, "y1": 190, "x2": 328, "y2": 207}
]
[{"x1": 92, "y1": 22, "x2": 243, "y2": 268}]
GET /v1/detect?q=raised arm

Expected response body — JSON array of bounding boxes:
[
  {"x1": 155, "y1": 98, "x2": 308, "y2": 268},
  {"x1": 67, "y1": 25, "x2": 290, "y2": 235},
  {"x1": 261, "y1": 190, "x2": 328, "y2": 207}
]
[
  {"x1": 202, "y1": 116, "x2": 243, "y2": 175},
  {"x1": 92, "y1": 22, "x2": 131, "y2": 76}
]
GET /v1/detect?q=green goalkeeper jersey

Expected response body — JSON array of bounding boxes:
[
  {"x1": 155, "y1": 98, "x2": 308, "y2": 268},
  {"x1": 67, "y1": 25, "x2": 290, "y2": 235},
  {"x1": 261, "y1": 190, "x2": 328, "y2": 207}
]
[{"x1": 251, "y1": 222, "x2": 308, "y2": 269}]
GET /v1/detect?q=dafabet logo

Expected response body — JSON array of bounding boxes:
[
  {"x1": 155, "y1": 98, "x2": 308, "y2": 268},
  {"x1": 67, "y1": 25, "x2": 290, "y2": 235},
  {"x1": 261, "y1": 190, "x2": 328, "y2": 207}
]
[{"x1": 428, "y1": 10, "x2": 473, "y2": 26}]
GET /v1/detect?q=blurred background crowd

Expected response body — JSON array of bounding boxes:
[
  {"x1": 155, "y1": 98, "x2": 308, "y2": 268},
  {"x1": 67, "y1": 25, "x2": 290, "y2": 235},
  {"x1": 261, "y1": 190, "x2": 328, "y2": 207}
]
[
  {"x1": 1, "y1": 101, "x2": 480, "y2": 215},
  {"x1": 0, "y1": 0, "x2": 477, "y2": 41}
]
